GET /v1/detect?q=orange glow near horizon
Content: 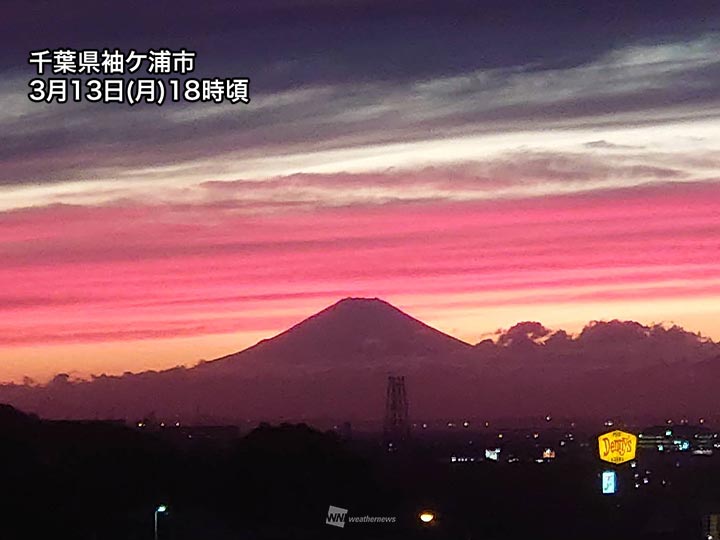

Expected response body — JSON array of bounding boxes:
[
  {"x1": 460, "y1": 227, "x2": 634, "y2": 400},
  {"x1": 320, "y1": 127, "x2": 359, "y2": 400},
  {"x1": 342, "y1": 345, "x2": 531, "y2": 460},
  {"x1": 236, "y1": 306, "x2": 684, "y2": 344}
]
[
  {"x1": 2, "y1": 18, "x2": 720, "y2": 386},
  {"x1": 1, "y1": 182, "x2": 719, "y2": 383},
  {"x1": 3, "y1": 296, "x2": 720, "y2": 384}
]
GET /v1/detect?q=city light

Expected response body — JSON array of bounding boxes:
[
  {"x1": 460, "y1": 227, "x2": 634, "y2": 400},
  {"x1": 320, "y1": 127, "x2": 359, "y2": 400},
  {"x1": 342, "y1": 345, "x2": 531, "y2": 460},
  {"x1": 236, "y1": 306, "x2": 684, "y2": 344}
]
[{"x1": 419, "y1": 511, "x2": 435, "y2": 524}]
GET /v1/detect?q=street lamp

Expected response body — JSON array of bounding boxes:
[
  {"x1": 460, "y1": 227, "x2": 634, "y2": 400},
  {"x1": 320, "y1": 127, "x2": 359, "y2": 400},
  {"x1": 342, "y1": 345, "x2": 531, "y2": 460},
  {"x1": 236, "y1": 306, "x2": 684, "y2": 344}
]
[
  {"x1": 154, "y1": 505, "x2": 168, "y2": 540},
  {"x1": 419, "y1": 510, "x2": 435, "y2": 524}
]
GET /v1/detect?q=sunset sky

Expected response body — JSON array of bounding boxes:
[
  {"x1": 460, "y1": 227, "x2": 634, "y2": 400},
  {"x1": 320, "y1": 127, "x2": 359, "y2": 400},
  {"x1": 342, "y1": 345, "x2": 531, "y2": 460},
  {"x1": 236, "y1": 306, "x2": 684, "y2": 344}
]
[{"x1": 1, "y1": 1, "x2": 719, "y2": 382}]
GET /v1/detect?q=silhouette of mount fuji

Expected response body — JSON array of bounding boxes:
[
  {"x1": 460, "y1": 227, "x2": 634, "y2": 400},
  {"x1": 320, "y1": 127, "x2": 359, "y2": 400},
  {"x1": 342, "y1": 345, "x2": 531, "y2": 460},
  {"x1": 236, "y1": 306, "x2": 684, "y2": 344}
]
[
  {"x1": 204, "y1": 297, "x2": 472, "y2": 374},
  {"x1": 0, "y1": 297, "x2": 719, "y2": 424}
]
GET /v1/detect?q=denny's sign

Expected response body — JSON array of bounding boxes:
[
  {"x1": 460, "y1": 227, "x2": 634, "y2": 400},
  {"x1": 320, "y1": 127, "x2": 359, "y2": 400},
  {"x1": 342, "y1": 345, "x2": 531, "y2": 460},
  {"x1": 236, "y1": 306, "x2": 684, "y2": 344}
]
[{"x1": 598, "y1": 430, "x2": 637, "y2": 464}]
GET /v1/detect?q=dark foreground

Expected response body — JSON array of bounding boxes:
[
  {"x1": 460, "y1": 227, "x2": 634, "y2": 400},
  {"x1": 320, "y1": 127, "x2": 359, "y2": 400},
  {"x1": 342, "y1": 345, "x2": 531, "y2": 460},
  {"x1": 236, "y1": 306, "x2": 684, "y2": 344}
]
[{"x1": 1, "y1": 405, "x2": 717, "y2": 539}]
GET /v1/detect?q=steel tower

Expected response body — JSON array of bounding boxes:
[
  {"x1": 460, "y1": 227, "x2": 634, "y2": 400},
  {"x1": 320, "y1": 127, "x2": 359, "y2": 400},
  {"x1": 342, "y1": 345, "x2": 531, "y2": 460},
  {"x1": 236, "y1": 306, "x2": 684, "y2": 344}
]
[{"x1": 383, "y1": 375, "x2": 410, "y2": 448}]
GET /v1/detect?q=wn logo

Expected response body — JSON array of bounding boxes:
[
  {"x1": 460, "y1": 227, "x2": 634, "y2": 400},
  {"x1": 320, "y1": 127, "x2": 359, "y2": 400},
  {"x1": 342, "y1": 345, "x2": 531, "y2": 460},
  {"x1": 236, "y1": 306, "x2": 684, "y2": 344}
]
[{"x1": 326, "y1": 505, "x2": 348, "y2": 528}]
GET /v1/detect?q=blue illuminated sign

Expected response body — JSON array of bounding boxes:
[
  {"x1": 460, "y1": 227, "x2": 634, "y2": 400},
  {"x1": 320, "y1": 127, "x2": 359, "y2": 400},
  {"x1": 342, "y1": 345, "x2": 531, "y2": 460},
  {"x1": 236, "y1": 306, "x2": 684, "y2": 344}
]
[{"x1": 602, "y1": 470, "x2": 617, "y2": 494}]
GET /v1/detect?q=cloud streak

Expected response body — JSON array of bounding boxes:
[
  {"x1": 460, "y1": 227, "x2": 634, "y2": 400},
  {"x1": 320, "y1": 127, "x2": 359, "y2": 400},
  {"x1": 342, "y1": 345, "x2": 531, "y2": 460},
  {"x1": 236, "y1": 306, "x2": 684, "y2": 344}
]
[
  {"x1": 1, "y1": 180, "x2": 718, "y2": 381},
  {"x1": 1, "y1": 1, "x2": 718, "y2": 382}
]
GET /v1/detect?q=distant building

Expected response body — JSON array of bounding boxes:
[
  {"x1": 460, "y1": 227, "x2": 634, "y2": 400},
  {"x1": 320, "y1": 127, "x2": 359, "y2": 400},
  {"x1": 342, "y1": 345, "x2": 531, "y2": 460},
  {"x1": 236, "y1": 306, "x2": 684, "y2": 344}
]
[{"x1": 638, "y1": 425, "x2": 716, "y2": 454}]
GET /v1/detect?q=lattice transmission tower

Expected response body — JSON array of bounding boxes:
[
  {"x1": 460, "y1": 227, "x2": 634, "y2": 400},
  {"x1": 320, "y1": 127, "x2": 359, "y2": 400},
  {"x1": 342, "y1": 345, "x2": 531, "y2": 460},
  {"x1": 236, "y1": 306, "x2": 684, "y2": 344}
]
[{"x1": 383, "y1": 375, "x2": 410, "y2": 449}]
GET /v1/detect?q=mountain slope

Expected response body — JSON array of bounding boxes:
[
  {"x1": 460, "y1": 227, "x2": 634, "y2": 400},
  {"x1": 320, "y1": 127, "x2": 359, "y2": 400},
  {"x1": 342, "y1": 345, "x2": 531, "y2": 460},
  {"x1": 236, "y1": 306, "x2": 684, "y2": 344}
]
[
  {"x1": 0, "y1": 299, "x2": 719, "y2": 423},
  {"x1": 203, "y1": 297, "x2": 472, "y2": 373}
]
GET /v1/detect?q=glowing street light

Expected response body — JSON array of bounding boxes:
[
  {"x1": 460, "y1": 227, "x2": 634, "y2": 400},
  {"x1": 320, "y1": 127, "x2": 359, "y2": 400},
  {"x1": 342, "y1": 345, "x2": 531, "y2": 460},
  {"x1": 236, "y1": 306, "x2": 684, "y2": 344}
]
[
  {"x1": 419, "y1": 510, "x2": 435, "y2": 524},
  {"x1": 154, "y1": 504, "x2": 168, "y2": 540}
]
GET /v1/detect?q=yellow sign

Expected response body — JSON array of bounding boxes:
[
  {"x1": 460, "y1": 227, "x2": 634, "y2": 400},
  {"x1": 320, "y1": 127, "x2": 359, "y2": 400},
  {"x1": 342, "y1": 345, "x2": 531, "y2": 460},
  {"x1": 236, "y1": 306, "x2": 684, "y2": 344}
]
[{"x1": 598, "y1": 430, "x2": 637, "y2": 464}]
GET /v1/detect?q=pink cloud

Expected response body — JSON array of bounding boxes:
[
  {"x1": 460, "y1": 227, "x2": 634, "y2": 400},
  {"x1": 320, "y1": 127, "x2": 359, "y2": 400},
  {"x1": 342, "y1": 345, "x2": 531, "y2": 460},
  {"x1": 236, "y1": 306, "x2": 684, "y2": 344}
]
[{"x1": 0, "y1": 181, "x2": 718, "y2": 376}]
